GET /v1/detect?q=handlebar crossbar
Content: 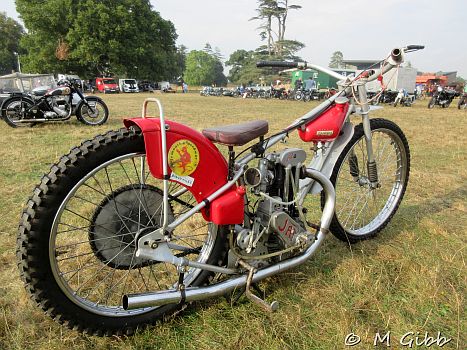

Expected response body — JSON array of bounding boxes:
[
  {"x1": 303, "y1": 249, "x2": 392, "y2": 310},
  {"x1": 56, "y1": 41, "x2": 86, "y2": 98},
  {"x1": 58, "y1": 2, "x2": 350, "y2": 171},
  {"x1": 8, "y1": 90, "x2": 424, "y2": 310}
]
[{"x1": 256, "y1": 45, "x2": 424, "y2": 84}]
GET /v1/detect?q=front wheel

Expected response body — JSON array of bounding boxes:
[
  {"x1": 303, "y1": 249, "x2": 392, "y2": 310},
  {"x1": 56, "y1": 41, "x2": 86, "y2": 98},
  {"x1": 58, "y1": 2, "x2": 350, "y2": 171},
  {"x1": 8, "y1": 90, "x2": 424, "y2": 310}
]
[
  {"x1": 17, "y1": 128, "x2": 227, "y2": 335},
  {"x1": 76, "y1": 98, "x2": 109, "y2": 125},
  {"x1": 326, "y1": 118, "x2": 410, "y2": 243},
  {"x1": 428, "y1": 97, "x2": 436, "y2": 108}
]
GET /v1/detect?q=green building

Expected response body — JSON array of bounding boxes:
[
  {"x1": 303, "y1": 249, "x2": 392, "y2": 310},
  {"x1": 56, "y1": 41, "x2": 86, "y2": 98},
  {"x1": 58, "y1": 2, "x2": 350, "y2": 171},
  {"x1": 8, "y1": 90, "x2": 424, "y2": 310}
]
[{"x1": 291, "y1": 68, "x2": 356, "y2": 89}]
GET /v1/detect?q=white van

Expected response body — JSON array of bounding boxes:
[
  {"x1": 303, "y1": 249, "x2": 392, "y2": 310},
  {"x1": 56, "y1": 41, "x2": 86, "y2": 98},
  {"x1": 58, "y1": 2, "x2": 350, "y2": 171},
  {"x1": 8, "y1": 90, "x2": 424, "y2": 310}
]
[{"x1": 119, "y1": 79, "x2": 139, "y2": 93}]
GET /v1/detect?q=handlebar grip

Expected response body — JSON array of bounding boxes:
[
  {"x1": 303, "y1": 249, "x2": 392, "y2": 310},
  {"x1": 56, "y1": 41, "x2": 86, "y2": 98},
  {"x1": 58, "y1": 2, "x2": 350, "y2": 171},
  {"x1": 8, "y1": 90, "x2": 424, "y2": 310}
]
[
  {"x1": 256, "y1": 61, "x2": 307, "y2": 69},
  {"x1": 405, "y1": 45, "x2": 425, "y2": 51}
]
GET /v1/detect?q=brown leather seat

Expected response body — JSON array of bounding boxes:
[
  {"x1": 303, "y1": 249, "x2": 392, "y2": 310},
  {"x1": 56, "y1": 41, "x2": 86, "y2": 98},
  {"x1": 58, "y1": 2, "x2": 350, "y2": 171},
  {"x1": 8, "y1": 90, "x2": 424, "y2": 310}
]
[{"x1": 202, "y1": 120, "x2": 269, "y2": 146}]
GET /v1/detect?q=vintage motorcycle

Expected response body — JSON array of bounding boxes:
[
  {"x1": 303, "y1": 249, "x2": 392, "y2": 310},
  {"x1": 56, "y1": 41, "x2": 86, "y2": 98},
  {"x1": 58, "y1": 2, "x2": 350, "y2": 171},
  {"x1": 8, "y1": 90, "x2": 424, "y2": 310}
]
[
  {"x1": 427, "y1": 86, "x2": 459, "y2": 108},
  {"x1": 393, "y1": 89, "x2": 414, "y2": 107},
  {"x1": 16, "y1": 45, "x2": 423, "y2": 336},
  {"x1": 1, "y1": 79, "x2": 109, "y2": 127}
]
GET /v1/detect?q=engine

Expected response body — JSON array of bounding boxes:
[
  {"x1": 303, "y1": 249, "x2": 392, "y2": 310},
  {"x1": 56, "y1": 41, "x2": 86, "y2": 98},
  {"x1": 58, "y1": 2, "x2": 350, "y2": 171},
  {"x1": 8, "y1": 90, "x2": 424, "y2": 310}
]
[{"x1": 232, "y1": 148, "x2": 313, "y2": 267}]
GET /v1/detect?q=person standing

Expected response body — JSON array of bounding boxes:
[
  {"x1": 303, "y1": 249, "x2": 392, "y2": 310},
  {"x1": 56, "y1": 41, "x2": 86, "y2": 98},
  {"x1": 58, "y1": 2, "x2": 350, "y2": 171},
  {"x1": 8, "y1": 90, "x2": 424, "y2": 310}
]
[{"x1": 305, "y1": 76, "x2": 317, "y2": 91}]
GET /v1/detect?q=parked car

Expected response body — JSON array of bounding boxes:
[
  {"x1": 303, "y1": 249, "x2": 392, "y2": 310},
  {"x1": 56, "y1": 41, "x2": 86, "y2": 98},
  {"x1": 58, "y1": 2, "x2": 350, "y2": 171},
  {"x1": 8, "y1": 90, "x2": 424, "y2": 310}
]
[
  {"x1": 137, "y1": 80, "x2": 155, "y2": 92},
  {"x1": 95, "y1": 77, "x2": 120, "y2": 93},
  {"x1": 119, "y1": 79, "x2": 139, "y2": 93}
]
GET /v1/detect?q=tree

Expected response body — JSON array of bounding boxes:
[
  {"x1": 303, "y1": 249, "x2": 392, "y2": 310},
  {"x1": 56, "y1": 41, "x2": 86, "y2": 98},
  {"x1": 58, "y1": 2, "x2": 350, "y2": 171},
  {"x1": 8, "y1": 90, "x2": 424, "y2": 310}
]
[
  {"x1": 226, "y1": 49, "x2": 285, "y2": 85},
  {"x1": 16, "y1": 0, "x2": 180, "y2": 80},
  {"x1": 0, "y1": 12, "x2": 25, "y2": 75},
  {"x1": 174, "y1": 45, "x2": 188, "y2": 79},
  {"x1": 329, "y1": 51, "x2": 344, "y2": 68},
  {"x1": 250, "y1": 0, "x2": 303, "y2": 57},
  {"x1": 226, "y1": 49, "x2": 255, "y2": 83},
  {"x1": 184, "y1": 50, "x2": 226, "y2": 86}
]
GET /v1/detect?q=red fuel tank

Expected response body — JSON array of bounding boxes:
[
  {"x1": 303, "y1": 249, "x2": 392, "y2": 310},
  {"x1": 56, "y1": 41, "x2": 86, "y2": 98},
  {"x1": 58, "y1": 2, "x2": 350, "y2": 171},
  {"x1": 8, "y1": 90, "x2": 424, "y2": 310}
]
[{"x1": 298, "y1": 99, "x2": 349, "y2": 142}]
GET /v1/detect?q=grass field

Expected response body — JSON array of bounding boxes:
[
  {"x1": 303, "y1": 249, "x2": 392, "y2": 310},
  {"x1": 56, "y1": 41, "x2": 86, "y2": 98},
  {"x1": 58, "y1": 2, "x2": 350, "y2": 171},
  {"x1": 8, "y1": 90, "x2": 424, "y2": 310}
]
[{"x1": 0, "y1": 92, "x2": 465, "y2": 349}]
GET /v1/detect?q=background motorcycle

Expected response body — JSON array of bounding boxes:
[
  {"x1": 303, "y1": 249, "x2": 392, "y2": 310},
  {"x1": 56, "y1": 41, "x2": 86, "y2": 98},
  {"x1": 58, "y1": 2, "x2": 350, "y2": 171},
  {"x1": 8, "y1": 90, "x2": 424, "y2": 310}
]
[
  {"x1": 393, "y1": 89, "x2": 414, "y2": 107},
  {"x1": 372, "y1": 89, "x2": 398, "y2": 105},
  {"x1": 428, "y1": 86, "x2": 459, "y2": 108},
  {"x1": 1, "y1": 79, "x2": 108, "y2": 127}
]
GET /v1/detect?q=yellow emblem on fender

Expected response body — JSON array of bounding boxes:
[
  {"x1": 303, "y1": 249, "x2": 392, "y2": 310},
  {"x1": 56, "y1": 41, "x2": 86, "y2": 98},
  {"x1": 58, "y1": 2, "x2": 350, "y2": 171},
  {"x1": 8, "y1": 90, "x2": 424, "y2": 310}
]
[{"x1": 168, "y1": 140, "x2": 200, "y2": 176}]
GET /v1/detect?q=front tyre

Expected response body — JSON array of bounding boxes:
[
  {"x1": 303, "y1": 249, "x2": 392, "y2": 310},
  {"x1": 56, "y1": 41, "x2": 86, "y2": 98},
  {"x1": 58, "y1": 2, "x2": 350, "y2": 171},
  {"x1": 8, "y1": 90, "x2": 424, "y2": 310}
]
[
  {"x1": 76, "y1": 98, "x2": 109, "y2": 125},
  {"x1": 428, "y1": 97, "x2": 436, "y2": 108},
  {"x1": 327, "y1": 118, "x2": 410, "y2": 243},
  {"x1": 17, "y1": 128, "x2": 226, "y2": 336}
]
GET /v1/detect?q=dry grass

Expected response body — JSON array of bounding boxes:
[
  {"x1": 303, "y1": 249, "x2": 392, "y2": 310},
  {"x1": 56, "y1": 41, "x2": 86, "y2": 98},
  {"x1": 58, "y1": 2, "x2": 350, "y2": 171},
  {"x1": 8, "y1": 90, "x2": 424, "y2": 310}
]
[{"x1": 0, "y1": 92, "x2": 465, "y2": 349}]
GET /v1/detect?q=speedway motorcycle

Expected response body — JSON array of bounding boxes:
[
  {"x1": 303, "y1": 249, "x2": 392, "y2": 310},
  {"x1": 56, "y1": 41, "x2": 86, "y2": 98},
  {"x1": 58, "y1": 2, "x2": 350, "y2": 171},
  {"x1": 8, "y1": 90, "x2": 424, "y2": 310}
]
[
  {"x1": 1, "y1": 79, "x2": 109, "y2": 127},
  {"x1": 17, "y1": 45, "x2": 423, "y2": 336},
  {"x1": 427, "y1": 86, "x2": 459, "y2": 108}
]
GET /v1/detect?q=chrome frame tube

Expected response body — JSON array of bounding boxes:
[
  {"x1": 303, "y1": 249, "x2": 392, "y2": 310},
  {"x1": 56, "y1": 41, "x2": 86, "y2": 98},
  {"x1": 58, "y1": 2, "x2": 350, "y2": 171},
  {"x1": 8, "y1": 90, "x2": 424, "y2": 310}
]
[
  {"x1": 124, "y1": 168, "x2": 336, "y2": 310},
  {"x1": 165, "y1": 165, "x2": 246, "y2": 232}
]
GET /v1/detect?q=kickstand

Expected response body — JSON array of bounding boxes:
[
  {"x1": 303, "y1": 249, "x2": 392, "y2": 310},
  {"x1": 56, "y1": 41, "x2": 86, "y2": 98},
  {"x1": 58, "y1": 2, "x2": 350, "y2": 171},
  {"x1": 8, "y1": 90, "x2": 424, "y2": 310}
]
[
  {"x1": 226, "y1": 283, "x2": 264, "y2": 306},
  {"x1": 238, "y1": 260, "x2": 279, "y2": 312}
]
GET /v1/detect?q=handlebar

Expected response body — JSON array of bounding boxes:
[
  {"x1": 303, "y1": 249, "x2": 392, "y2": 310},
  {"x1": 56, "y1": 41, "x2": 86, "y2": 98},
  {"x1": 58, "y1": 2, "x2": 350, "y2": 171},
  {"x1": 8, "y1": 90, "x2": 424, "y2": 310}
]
[
  {"x1": 256, "y1": 61, "x2": 308, "y2": 69},
  {"x1": 256, "y1": 45, "x2": 424, "y2": 85},
  {"x1": 404, "y1": 45, "x2": 425, "y2": 52}
]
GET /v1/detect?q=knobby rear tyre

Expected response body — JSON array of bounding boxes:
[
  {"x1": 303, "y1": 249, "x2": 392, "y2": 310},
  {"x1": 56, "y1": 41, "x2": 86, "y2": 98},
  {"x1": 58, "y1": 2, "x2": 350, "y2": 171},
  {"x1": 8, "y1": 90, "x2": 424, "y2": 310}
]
[{"x1": 16, "y1": 127, "x2": 227, "y2": 336}]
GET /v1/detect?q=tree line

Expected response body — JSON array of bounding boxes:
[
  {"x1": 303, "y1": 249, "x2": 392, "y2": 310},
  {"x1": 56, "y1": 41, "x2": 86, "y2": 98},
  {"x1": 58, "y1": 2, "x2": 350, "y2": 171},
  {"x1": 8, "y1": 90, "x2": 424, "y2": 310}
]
[{"x1": 1, "y1": 0, "x2": 310, "y2": 86}]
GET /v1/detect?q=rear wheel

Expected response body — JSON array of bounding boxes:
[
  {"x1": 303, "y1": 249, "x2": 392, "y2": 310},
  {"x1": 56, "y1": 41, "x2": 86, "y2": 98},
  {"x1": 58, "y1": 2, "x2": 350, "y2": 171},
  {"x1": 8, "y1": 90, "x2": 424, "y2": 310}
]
[
  {"x1": 327, "y1": 119, "x2": 410, "y2": 243},
  {"x1": 17, "y1": 128, "x2": 226, "y2": 335},
  {"x1": 2, "y1": 97, "x2": 34, "y2": 127}
]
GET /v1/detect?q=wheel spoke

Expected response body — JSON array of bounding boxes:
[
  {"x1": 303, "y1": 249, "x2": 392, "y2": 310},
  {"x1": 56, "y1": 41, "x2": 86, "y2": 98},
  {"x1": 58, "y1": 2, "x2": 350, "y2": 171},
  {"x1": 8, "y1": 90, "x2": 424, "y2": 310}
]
[
  {"x1": 332, "y1": 124, "x2": 409, "y2": 237},
  {"x1": 47, "y1": 150, "x2": 218, "y2": 317}
]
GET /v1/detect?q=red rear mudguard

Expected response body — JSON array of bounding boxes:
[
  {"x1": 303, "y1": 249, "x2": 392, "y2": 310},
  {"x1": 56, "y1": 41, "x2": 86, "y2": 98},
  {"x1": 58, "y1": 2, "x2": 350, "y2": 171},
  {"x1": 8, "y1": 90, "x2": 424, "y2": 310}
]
[{"x1": 124, "y1": 117, "x2": 244, "y2": 225}]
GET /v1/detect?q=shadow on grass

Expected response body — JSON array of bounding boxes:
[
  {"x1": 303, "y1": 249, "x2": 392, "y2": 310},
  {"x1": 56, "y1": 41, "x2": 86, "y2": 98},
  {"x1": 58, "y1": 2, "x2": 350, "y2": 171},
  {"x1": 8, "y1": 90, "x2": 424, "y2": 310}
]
[
  {"x1": 178, "y1": 184, "x2": 467, "y2": 314},
  {"x1": 112, "y1": 183, "x2": 467, "y2": 341}
]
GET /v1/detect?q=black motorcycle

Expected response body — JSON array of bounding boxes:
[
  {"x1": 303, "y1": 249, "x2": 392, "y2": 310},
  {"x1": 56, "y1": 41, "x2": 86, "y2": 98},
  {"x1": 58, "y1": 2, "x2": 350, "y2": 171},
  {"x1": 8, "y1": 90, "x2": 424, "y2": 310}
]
[
  {"x1": 428, "y1": 87, "x2": 459, "y2": 108},
  {"x1": 458, "y1": 93, "x2": 467, "y2": 109},
  {"x1": 372, "y1": 90, "x2": 398, "y2": 105},
  {"x1": 0, "y1": 79, "x2": 108, "y2": 127}
]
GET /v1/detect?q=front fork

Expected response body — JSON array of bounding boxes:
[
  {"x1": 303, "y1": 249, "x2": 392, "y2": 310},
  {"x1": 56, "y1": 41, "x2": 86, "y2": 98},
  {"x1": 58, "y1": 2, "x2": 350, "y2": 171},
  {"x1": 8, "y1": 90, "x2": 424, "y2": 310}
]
[{"x1": 354, "y1": 82, "x2": 379, "y2": 187}]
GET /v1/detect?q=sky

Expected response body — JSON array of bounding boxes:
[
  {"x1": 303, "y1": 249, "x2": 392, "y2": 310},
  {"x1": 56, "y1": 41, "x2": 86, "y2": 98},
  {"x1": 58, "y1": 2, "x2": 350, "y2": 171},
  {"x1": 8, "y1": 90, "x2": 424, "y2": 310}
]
[{"x1": 2, "y1": 0, "x2": 466, "y2": 77}]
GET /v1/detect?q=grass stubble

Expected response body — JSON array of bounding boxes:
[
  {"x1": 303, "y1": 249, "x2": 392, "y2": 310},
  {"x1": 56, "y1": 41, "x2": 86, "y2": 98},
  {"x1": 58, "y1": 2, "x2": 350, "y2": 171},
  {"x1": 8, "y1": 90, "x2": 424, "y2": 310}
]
[{"x1": 0, "y1": 93, "x2": 465, "y2": 349}]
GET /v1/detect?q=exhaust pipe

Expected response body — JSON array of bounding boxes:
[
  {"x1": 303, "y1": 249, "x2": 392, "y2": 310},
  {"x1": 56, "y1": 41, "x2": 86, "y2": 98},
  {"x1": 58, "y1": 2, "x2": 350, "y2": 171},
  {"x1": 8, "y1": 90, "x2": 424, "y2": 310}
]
[{"x1": 123, "y1": 169, "x2": 335, "y2": 310}]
